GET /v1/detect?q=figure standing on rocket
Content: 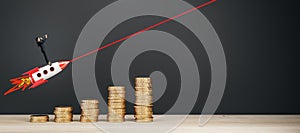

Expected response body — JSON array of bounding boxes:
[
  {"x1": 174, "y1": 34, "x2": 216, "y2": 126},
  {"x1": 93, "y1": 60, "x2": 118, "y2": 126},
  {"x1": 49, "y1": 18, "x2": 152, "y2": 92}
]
[{"x1": 4, "y1": 34, "x2": 70, "y2": 95}]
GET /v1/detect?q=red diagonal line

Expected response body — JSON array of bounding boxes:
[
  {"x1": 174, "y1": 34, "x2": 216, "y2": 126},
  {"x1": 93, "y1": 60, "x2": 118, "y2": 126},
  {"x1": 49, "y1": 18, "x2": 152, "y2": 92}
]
[{"x1": 70, "y1": 0, "x2": 216, "y2": 62}]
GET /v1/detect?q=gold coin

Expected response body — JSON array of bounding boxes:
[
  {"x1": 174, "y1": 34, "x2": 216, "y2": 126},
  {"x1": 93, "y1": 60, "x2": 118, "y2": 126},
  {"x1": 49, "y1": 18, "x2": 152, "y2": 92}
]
[
  {"x1": 135, "y1": 90, "x2": 152, "y2": 94},
  {"x1": 108, "y1": 102, "x2": 125, "y2": 106},
  {"x1": 30, "y1": 115, "x2": 49, "y2": 119},
  {"x1": 135, "y1": 101, "x2": 152, "y2": 104},
  {"x1": 81, "y1": 102, "x2": 99, "y2": 106},
  {"x1": 135, "y1": 103, "x2": 153, "y2": 106},
  {"x1": 135, "y1": 94, "x2": 152, "y2": 96},
  {"x1": 80, "y1": 119, "x2": 98, "y2": 123},
  {"x1": 109, "y1": 90, "x2": 126, "y2": 93},
  {"x1": 108, "y1": 113, "x2": 126, "y2": 116},
  {"x1": 135, "y1": 84, "x2": 151, "y2": 87},
  {"x1": 54, "y1": 119, "x2": 72, "y2": 123},
  {"x1": 81, "y1": 114, "x2": 99, "y2": 117},
  {"x1": 135, "y1": 81, "x2": 152, "y2": 84},
  {"x1": 135, "y1": 99, "x2": 152, "y2": 103},
  {"x1": 135, "y1": 100, "x2": 152, "y2": 103},
  {"x1": 81, "y1": 113, "x2": 99, "y2": 116},
  {"x1": 54, "y1": 117, "x2": 73, "y2": 120},
  {"x1": 80, "y1": 104, "x2": 99, "y2": 110},
  {"x1": 108, "y1": 105, "x2": 126, "y2": 108},
  {"x1": 54, "y1": 111, "x2": 73, "y2": 114},
  {"x1": 108, "y1": 86, "x2": 125, "y2": 91},
  {"x1": 30, "y1": 119, "x2": 48, "y2": 123},
  {"x1": 81, "y1": 112, "x2": 99, "y2": 116},
  {"x1": 81, "y1": 99, "x2": 99, "y2": 104},
  {"x1": 108, "y1": 105, "x2": 126, "y2": 109},
  {"x1": 81, "y1": 109, "x2": 99, "y2": 112},
  {"x1": 108, "y1": 108, "x2": 126, "y2": 111},
  {"x1": 107, "y1": 118, "x2": 125, "y2": 122},
  {"x1": 134, "y1": 110, "x2": 153, "y2": 114},
  {"x1": 108, "y1": 119, "x2": 125, "y2": 122},
  {"x1": 108, "y1": 94, "x2": 126, "y2": 98},
  {"x1": 54, "y1": 106, "x2": 73, "y2": 112},
  {"x1": 134, "y1": 105, "x2": 153, "y2": 108},
  {"x1": 135, "y1": 96, "x2": 152, "y2": 99},
  {"x1": 30, "y1": 115, "x2": 49, "y2": 123},
  {"x1": 54, "y1": 110, "x2": 72, "y2": 114},
  {"x1": 135, "y1": 84, "x2": 152, "y2": 87},
  {"x1": 134, "y1": 107, "x2": 153, "y2": 110},
  {"x1": 134, "y1": 111, "x2": 152, "y2": 114},
  {"x1": 81, "y1": 108, "x2": 99, "y2": 112},
  {"x1": 134, "y1": 82, "x2": 152, "y2": 85},
  {"x1": 134, "y1": 113, "x2": 153, "y2": 116},
  {"x1": 108, "y1": 99, "x2": 126, "y2": 103},
  {"x1": 80, "y1": 117, "x2": 98, "y2": 120},
  {"x1": 55, "y1": 114, "x2": 73, "y2": 118},
  {"x1": 108, "y1": 97, "x2": 125, "y2": 100},
  {"x1": 135, "y1": 77, "x2": 151, "y2": 80},
  {"x1": 135, "y1": 89, "x2": 152, "y2": 92},
  {"x1": 80, "y1": 114, "x2": 99, "y2": 119},
  {"x1": 135, "y1": 82, "x2": 151, "y2": 85},
  {"x1": 135, "y1": 116, "x2": 154, "y2": 119},
  {"x1": 134, "y1": 112, "x2": 153, "y2": 116},
  {"x1": 109, "y1": 92, "x2": 126, "y2": 95},
  {"x1": 108, "y1": 112, "x2": 126, "y2": 115}
]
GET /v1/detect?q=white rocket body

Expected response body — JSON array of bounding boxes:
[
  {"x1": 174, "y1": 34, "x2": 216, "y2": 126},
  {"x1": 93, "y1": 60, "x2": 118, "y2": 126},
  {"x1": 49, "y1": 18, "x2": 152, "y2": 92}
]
[{"x1": 24, "y1": 61, "x2": 70, "y2": 88}]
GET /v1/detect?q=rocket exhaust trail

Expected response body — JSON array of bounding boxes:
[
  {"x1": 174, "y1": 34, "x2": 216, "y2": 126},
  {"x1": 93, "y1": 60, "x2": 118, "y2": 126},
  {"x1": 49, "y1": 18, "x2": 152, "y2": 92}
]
[{"x1": 70, "y1": 0, "x2": 216, "y2": 63}]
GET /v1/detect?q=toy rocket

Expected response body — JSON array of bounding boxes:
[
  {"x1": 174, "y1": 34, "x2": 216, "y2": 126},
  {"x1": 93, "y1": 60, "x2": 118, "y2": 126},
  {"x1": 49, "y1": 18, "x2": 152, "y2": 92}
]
[{"x1": 4, "y1": 34, "x2": 70, "y2": 95}]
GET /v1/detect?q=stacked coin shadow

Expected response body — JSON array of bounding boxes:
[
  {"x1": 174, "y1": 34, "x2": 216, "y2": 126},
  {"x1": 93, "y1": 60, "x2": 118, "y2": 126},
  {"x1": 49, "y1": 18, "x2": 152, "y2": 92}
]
[
  {"x1": 54, "y1": 106, "x2": 73, "y2": 123},
  {"x1": 134, "y1": 77, "x2": 153, "y2": 122},
  {"x1": 30, "y1": 115, "x2": 49, "y2": 123},
  {"x1": 107, "y1": 86, "x2": 126, "y2": 122},
  {"x1": 80, "y1": 99, "x2": 99, "y2": 122}
]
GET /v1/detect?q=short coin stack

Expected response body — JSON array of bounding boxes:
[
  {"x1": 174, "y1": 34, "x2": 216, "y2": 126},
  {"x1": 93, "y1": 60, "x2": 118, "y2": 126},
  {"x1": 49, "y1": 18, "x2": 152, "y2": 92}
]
[
  {"x1": 80, "y1": 99, "x2": 99, "y2": 122},
  {"x1": 30, "y1": 115, "x2": 49, "y2": 123},
  {"x1": 107, "y1": 86, "x2": 126, "y2": 122},
  {"x1": 134, "y1": 77, "x2": 153, "y2": 122},
  {"x1": 54, "y1": 106, "x2": 73, "y2": 123}
]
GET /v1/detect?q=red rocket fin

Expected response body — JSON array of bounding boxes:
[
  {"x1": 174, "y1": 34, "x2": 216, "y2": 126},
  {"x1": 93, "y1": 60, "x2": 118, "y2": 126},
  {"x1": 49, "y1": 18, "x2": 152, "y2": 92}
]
[
  {"x1": 30, "y1": 79, "x2": 48, "y2": 89},
  {"x1": 4, "y1": 85, "x2": 21, "y2": 96},
  {"x1": 23, "y1": 67, "x2": 39, "y2": 75}
]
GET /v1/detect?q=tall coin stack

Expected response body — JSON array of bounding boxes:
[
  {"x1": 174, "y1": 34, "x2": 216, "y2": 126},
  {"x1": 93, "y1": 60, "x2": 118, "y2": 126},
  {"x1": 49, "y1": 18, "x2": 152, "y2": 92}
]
[
  {"x1": 54, "y1": 106, "x2": 73, "y2": 123},
  {"x1": 107, "y1": 86, "x2": 126, "y2": 122},
  {"x1": 134, "y1": 77, "x2": 153, "y2": 122},
  {"x1": 80, "y1": 99, "x2": 99, "y2": 122}
]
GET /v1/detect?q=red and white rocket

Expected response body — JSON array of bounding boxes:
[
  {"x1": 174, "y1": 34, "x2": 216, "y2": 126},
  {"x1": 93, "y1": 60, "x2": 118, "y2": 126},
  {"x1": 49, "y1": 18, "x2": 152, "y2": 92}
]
[
  {"x1": 4, "y1": 61, "x2": 70, "y2": 95},
  {"x1": 4, "y1": 34, "x2": 70, "y2": 95}
]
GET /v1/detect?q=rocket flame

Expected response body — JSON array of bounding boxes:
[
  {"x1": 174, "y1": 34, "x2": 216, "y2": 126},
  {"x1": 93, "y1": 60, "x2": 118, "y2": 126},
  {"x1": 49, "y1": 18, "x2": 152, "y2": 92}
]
[{"x1": 4, "y1": 76, "x2": 31, "y2": 96}]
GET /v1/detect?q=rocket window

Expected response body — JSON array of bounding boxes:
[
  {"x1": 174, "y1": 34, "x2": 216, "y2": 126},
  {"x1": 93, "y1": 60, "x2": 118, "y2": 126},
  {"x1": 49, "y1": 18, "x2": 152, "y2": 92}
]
[
  {"x1": 37, "y1": 73, "x2": 41, "y2": 77},
  {"x1": 50, "y1": 67, "x2": 55, "y2": 71},
  {"x1": 43, "y1": 70, "x2": 48, "y2": 75}
]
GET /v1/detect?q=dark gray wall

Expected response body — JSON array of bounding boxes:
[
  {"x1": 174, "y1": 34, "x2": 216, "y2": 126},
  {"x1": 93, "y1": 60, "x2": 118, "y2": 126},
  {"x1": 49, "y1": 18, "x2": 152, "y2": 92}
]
[{"x1": 0, "y1": 0, "x2": 299, "y2": 114}]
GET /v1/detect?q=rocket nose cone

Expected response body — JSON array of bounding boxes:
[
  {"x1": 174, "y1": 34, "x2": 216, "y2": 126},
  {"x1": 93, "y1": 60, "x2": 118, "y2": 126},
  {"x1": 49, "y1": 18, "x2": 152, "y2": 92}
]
[{"x1": 59, "y1": 61, "x2": 70, "y2": 70}]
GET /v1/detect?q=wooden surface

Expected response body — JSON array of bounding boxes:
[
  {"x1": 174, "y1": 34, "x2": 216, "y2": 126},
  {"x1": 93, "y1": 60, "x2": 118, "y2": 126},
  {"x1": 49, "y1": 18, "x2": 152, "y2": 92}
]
[{"x1": 0, "y1": 115, "x2": 299, "y2": 133}]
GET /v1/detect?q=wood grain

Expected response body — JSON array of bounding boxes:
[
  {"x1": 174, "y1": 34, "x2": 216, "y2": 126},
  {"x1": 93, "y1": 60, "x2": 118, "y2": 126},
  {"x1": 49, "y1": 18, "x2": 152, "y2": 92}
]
[{"x1": 0, "y1": 115, "x2": 299, "y2": 133}]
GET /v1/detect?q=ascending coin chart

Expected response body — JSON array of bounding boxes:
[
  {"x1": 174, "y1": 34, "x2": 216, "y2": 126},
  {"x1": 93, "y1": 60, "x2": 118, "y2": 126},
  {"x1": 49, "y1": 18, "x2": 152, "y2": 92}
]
[{"x1": 72, "y1": 0, "x2": 226, "y2": 132}]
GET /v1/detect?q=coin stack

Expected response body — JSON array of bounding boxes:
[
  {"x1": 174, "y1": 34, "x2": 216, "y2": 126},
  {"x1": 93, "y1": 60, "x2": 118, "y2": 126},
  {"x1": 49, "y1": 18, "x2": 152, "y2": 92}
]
[
  {"x1": 30, "y1": 115, "x2": 49, "y2": 123},
  {"x1": 107, "y1": 86, "x2": 126, "y2": 122},
  {"x1": 54, "y1": 106, "x2": 73, "y2": 123},
  {"x1": 134, "y1": 77, "x2": 153, "y2": 122},
  {"x1": 80, "y1": 99, "x2": 99, "y2": 122}
]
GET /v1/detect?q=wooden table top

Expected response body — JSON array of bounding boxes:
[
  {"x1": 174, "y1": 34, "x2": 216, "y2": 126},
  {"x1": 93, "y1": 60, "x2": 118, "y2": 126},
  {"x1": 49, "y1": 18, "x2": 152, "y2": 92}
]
[{"x1": 0, "y1": 115, "x2": 299, "y2": 133}]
